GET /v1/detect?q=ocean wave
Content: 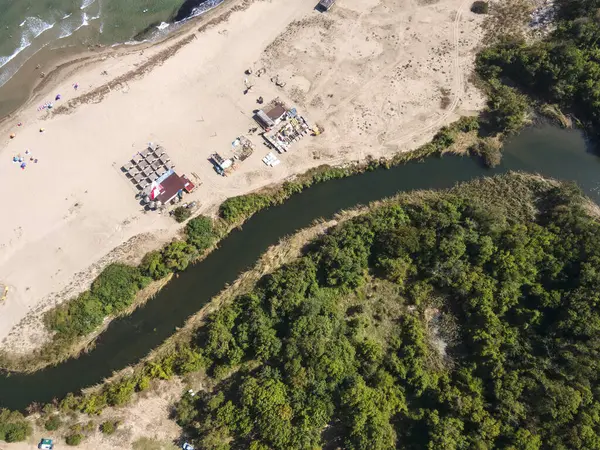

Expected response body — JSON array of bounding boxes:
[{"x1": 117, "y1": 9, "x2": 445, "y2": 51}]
[
  {"x1": 58, "y1": 12, "x2": 89, "y2": 39},
  {"x1": 0, "y1": 34, "x2": 31, "y2": 70},
  {"x1": 0, "y1": 18, "x2": 55, "y2": 69},
  {"x1": 80, "y1": 0, "x2": 96, "y2": 10},
  {"x1": 175, "y1": 0, "x2": 224, "y2": 23},
  {"x1": 19, "y1": 17, "x2": 55, "y2": 39},
  {"x1": 157, "y1": 22, "x2": 170, "y2": 30},
  {"x1": 62, "y1": 13, "x2": 73, "y2": 19}
]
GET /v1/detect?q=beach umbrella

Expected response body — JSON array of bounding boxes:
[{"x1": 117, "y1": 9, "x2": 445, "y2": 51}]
[
  {"x1": 20, "y1": 162, "x2": 26, "y2": 169},
  {"x1": 10, "y1": 133, "x2": 15, "y2": 139},
  {"x1": 39, "y1": 128, "x2": 45, "y2": 133},
  {"x1": 55, "y1": 94, "x2": 61, "y2": 101}
]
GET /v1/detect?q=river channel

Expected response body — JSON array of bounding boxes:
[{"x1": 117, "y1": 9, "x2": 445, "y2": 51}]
[{"x1": 1, "y1": 125, "x2": 599, "y2": 411}]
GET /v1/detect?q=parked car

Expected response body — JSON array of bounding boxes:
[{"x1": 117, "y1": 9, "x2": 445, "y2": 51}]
[{"x1": 38, "y1": 438, "x2": 54, "y2": 450}]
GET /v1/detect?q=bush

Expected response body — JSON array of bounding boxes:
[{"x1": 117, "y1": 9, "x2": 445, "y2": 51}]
[
  {"x1": 186, "y1": 216, "x2": 218, "y2": 252},
  {"x1": 219, "y1": 194, "x2": 272, "y2": 222},
  {"x1": 472, "y1": 138, "x2": 503, "y2": 168},
  {"x1": 486, "y1": 82, "x2": 529, "y2": 134},
  {"x1": 175, "y1": 394, "x2": 198, "y2": 427},
  {"x1": 471, "y1": 1, "x2": 489, "y2": 13},
  {"x1": 140, "y1": 250, "x2": 170, "y2": 280},
  {"x1": 173, "y1": 206, "x2": 192, "y2": 223},
  {"x1": 44, "y1": 415, "x2": 62, "y2": 431},
  {"x1": 100, "y1": 420, "x2": 119, "y2": 435},
  {"x1": 0, "y1": 409, "x2": 32, "y2": 442},
  {"x1": 45, "y1": 264, "x2": 150, "y2": 341},
  {"x1": 65, "y1": 433, "x2": 83, "y2": 446},
  {"x1": 162, "y1": 241, "x2": 196, "y2": 272}
]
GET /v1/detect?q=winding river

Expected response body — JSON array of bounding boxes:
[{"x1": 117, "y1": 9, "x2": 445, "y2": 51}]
[{"x1": 1, "y1": 125, "x2": 599, "y2": 411}]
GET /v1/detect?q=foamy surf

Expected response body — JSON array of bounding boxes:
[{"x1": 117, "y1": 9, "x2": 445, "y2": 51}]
[
  {"x1": 157, "y1": 22, "x2": 169, "y2": 30},
  {"x1": 80, "y1": 0, "x2": 96, "y2": 10},
  {"x1": 0, "y1": 18, "x2": 54, "y2": 70},
  {"x1": 0, "y1": 35, "x2": 31, "y2": 69}
]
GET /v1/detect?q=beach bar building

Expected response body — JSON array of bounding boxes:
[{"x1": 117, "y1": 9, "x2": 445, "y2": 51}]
[{"x1": 149, "y1": 169, "x2": 187, "y2": 204}]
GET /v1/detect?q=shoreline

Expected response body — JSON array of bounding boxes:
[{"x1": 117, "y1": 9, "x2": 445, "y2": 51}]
[
  {"x1": 0, "y1": 0, "x2": 487, "y2": 371},
  {"x1": 0, "y1": 0, "x2": 234, "y2": 121}
]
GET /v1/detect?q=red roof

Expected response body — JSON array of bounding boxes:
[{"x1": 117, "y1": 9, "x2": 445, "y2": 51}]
[
  {"x1": 181, "y1": 175, "x2": 196, "y2": 193},
  {"x1": 156, "y1": 172, "x2": 186, "y2": 204}
]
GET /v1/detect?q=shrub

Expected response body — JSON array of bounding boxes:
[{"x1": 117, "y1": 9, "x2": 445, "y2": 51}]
[
  {"x1": 472, "y1": 138, "x2": 503, "y2": 168},
  {"x1": 486, "y1": 82, "x2": 529, "y2": 134},
  {"x1": 45, "y1": 263, "x2": 150, "y2": 339},
  {"x1": 175, "y1": 394, "x2": 198, "y2": 427},
  {"x1": 162, "y1": 241, "x2": 196, "y2": 272},
  {"x1": 140, "y1": 250, "x2": 170, "y2": 280},
  {"x1": 471, "y1": 1, "x2": 489, "y2": 13},
  {"x1": 100, "y1": 420, "x2": 119, "y2": 435},
  {"x1": 0, "y1": 409, "x2": 32, "y2": 442},
  {"x1": 44, "y1": 415, "x2": 62, "y2": 431},
  {"x1": 173, "y1": 206, "x2": 192, "y2": 223},
  {"x1": 65, "y1": 433, "x2": 83, "y2": 446},
  {"x1": 91, "y1": 264, "x2": 149, "y2": 311},
  {"x1": 186, "y1": 216, "x2": 218, "y2": 252},
  {"x1": 219, "y1": 194, "x2": 272, "y2": 222}
]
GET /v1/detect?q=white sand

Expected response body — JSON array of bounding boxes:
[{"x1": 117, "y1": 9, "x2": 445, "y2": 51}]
[{"x1": 0, "y1": 0, "x2": 485, "y2": 354}]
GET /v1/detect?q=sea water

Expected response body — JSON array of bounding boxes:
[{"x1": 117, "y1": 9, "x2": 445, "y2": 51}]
[{"x1": 0, "y1": 0, "x2": 223, "y2": 89}]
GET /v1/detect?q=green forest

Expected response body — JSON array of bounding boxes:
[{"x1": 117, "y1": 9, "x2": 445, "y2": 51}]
[
  {"x1": 165, "y1": 174, "x2": 600, "y2": 449},
  {"x1": 477, "y1": 0, "x2": 600, "y2": 135}
]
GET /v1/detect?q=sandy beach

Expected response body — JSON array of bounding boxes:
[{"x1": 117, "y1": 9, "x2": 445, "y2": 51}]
[{"x1": 0, "y1": 0, "x2": 486, "y2": 355}]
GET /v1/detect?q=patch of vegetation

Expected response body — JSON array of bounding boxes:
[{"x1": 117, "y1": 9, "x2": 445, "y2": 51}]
[
  {"x1": 45, "y1": 264, "x2": 150, "y2": 342},
  {"x1": 65, "y1": 433, "x2": 83, "y2": 446},
  {"x1": 471, "y1": 136, "x2": 503, "y2": 167},
  {"x1": 476, "y1": 0, "x2": 600, "y2": 137},
  {"x1": 173, "y1": 206, "x2": 192, "y2": 223},
  {"x1": 0, "y1": 409, "x2": 32, "y2": 442},
  {"x1": 100, "y1": 419, "x2": 119, "y2": 435},
  {"x1": 44, "y1": 414, "x2": 62, "y2": 431},
  {"x1": 471, "y1": 0, "x2": 489, "y2": 14},
  {"x1": 185, "y1": 216, "x2": 220, "y2": 253}
]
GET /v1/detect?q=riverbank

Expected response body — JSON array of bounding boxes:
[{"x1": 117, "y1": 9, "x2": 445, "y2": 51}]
[
  {"x1": 0, "y1": 115, "x2": 478, "y2": 373},
  {"x1": 2, "y1": 171, "x2": 586, "y2": 449},
  {"x1": 0, "y1": 0, "x2": 486, "y2": 359}
]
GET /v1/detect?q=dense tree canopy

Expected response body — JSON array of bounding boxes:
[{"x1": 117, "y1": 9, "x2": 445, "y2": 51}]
[
  {"x1": 477, "y1": 0, "x2": 600, "y2": 135},
  {"x1": 172, "y1": 174, "x2": 600, "y2": 449}
]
